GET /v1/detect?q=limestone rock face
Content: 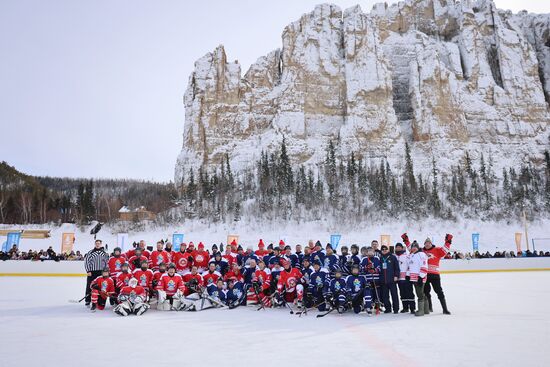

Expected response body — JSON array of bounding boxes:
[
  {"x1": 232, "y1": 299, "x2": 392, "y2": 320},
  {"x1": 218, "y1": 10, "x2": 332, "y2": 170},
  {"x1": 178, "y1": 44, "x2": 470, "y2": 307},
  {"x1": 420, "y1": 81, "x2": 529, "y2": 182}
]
[{"x1": 175, "y1": 0, "x2": 550, "y2": 184}]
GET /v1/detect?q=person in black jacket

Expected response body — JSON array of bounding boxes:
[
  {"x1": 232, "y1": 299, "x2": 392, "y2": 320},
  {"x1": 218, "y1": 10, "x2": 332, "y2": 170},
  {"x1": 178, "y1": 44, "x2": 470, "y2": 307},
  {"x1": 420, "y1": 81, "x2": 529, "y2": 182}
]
[
  {"x1": 379, "y1": 245, "x2": 401, "y2": 314},
  {"x1": 84, "y1": 239, "x2": 109, "y2": 306}
]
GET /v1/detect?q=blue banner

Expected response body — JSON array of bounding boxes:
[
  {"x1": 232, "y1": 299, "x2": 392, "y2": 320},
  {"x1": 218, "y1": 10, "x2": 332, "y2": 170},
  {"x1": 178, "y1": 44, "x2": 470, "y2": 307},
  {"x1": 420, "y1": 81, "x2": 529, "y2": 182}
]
[
  {"x1": 172, "y1": 233, "x2": 184, "y2": 252},
  {"x1": 330, "y1": 234, "x2": 341, "y2": 249},
  {"x1": 5, "y1": 232, "x2": 21, "y2": 252},
  {"x1": 472, "y1": 233, "x2": 480, "y2": 251}
]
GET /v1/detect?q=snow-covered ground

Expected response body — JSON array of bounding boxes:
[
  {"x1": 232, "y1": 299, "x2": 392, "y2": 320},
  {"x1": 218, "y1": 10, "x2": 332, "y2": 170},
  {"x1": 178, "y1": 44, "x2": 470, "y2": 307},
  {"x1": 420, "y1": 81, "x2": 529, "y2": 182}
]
[{"x1": 0, "y1": 272, "x2": 548, "y2": 367}]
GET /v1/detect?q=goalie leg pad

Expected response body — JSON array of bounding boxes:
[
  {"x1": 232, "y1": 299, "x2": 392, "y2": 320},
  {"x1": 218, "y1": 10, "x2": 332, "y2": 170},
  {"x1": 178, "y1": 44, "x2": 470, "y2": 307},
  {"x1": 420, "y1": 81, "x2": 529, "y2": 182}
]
[{"x1": 134, "y1": 302, "x2": 150, "y2": 316}]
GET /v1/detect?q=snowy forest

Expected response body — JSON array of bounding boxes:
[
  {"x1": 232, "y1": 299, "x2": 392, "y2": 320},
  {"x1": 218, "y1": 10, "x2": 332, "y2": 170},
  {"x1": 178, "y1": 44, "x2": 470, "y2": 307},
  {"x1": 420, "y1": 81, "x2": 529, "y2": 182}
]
[
  {"x1": 172, "y1": 140, "x2": 550, "y2": 225},
  {"x1": 0, "y1": 161, "x2": 177, "y2": 224},
  {"x1": 2, "y1": 141, "x2": 549, "y2": 226}
]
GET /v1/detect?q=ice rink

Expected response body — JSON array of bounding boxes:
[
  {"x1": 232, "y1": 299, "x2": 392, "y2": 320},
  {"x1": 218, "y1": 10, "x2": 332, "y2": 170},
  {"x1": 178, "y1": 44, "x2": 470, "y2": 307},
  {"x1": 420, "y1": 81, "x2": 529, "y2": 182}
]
[{"x1": 1, "y1": 272, "x2": 549, "y2": 367}]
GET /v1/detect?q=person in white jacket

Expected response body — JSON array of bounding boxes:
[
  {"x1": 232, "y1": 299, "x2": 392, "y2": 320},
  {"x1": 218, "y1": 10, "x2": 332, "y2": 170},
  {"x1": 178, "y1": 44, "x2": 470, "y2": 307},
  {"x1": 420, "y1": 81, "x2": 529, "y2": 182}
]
[
  {"x1": 408, "y1": 242, "x2": 429, "y2": 316},
  {"x1": 395, "y1": 242, "x2": 415, "y2": 314}
]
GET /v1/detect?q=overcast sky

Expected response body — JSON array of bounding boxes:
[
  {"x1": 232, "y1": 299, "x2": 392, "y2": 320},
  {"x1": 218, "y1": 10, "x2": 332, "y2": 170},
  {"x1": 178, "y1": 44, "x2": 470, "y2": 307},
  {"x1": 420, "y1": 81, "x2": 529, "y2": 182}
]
[{"x1": 1, "y1": 0, "x2": 548, "y2": 182}]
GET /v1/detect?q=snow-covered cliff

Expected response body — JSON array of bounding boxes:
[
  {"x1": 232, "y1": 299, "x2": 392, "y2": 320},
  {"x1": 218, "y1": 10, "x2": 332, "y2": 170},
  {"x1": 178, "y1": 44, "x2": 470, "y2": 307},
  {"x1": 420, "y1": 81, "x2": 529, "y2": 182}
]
[{"x1": 175, "y1": 0, "x2": 550, "y2": 185}]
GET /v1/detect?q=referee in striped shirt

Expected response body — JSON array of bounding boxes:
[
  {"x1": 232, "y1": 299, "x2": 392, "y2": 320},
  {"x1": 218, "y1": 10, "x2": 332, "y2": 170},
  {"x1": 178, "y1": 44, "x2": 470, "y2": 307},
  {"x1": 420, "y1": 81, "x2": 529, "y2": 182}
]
[{"x1": 84, "y1": 239, "x2": 109, "y2": 306}]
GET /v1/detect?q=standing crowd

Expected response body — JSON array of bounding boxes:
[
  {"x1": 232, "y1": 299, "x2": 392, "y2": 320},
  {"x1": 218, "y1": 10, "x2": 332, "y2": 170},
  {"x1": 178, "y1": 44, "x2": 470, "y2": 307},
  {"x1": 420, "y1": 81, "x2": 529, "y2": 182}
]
[{"x1": 83, "y1": 233, "x2": 452, "y2": 316}]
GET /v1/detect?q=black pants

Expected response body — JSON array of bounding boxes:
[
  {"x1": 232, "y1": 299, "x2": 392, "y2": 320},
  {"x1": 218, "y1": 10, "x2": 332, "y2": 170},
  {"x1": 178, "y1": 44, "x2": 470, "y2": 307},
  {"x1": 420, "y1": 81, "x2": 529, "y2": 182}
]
[
  {"x1": 380, "y1": 282, "x2": 399, "y2": 312},
  {"x1": 398, "y1": 277, "x2": 416, "y2": 311},
  {"x1": 424, "y1": 273, "x2": 446, "y2": 310},
  {"x1": 85, "y1": 270, "x2": 102, "y2": 304}
]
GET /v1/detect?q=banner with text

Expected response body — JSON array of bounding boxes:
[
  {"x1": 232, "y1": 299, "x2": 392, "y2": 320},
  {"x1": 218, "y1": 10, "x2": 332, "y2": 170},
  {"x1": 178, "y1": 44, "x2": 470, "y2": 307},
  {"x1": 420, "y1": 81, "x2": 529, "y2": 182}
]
[
  {"x1": 172, "y1": 233, "x2": 184, "y2": 252},
  {"x1": 515, "y1": 233, "x2": 522, "y2": 253},
  {"x1": 472, "y1": 233, "x2": 480, "y2": 252},
  {"x1": 330, "y1": 234, "x2": 341, "y2": 249},
  {"x1": 227, "y1": 235, "x2": 239, "y2": 248},
  {"x1": 61, "y1": 232, "x2": 75, "y2": 254},
  {"x1": 117, "y1": 233, "x2": 129, "y2": 252},
  {"x1": 5, "y1": 232, "x2": 22, "y2": 252}
]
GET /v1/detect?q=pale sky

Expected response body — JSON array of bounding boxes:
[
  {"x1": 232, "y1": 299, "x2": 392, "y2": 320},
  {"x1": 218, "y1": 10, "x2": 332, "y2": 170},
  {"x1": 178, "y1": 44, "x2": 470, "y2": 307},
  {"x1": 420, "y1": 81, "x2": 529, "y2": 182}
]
[{"x1": 0, "y1": 0, "x2": 548, "y2": 182}]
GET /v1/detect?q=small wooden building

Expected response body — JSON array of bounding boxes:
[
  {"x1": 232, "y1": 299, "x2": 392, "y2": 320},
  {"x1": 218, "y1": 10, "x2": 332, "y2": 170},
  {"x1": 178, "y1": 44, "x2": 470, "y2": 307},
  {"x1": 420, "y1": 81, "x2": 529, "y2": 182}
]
[{"x1": 118, "y1": 206, "x2": 156, "y2": 221}]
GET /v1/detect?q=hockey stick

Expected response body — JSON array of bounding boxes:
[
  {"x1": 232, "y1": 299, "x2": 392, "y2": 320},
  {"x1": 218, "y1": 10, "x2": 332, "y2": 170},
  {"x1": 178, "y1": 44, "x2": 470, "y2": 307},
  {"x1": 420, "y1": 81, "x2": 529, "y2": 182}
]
[
  {"x1": 370, "y1": 280, "x2": 383, "y2": 315},
  {"x1": 68, "y1": 293, "x2": 90, "y2": 303},
  {"x1": 296, "y1": 299, "x2": 326, "y2": 317},
  {"x1": 316, "y1": 306, "x2": 335, "y2": 318}
]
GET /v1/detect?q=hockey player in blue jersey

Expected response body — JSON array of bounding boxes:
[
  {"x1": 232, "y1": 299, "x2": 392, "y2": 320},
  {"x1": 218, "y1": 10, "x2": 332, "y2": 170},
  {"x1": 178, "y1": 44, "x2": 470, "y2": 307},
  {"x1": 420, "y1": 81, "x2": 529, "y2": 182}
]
[
  {"x1": 338, "y1": 246, "x2": 350, "y2": 274},
  {"x1": 325, "y1": 268, "x2": 348, "y2": 313},
  {"x1": 207, "y1": 279, "x2": 227, "y2": 305},
  {"x1": 226, "y1": 276, "x2": 246, "y2": 308},
  {"x1": 361, "y1": 247, "x2": 382, "y2": 313},
  {"x1": 309, "y1": 241, "x2": 326, "y2": 266},
  {"x1": 345, "y1": 264, "x2": 369, "y2": 314},
  {"x1": 323, "y1": 244, "x2": 340, "y2": 273},
  {"x1": 307, "y1": 261, "x2": 329, "y2": 311},
  {"x1": 289, "y1": 244, "x2": 303, "y2": 267},
  {"x1": 209, "y1": 252, "x2": 229, "y2": 276}
]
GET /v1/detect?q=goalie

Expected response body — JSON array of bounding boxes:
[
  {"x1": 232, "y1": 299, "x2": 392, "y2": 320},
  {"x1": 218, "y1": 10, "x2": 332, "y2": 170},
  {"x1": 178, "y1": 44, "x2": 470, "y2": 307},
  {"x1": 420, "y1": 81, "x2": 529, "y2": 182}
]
[{"x1": 113, "y1": 278, "x2": 150, "y2": 316}]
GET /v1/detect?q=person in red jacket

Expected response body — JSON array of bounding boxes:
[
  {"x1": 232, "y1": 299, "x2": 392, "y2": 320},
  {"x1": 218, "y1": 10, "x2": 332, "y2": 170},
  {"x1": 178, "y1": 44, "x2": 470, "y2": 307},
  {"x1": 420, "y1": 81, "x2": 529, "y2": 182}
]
[
  {"x1": 126, "y1": 240, "x2": 150, "y2": 259},
  {"x1": 152, "y1": 262, "x2": 167, "y2": 289},
  {"x1": 114, "y1": 278, "x2": 149, "y2": 316},
  {"x1": 115, "y1": 262, "x2": 134, "y2": 291},
  {"x1": 174, "y1": 245, "x2": 192, "y2": 275},
  {"x1": 128, "y1": 248, "x2": 148, "y2": 271},
  {"x1": 277, "y1": 260, "x2": 304, "y2": 307},
  {"x1": 255, "y1": 239, "x2": 269, "y2": 257},
  {"x1": 423, "y1": 234, "x2": 452, "y2": 315},
  {"x1": 223, "y1": 246, "x2": 236, "y2": 267},
  {"x1": 133, "y1": 260, "x2": 154, "y2": 296},
  {"x1": 156, "y1": 264, "x2": 186, "y2": 310},
  {"x1": 202, "y1": 262, "x2": 222, "y2": 286},
  {"x1": 182, "y1": 265, "x2": 203, "y2": 296},
  {"x1": 90, "y1": 267, "x2": 115, "y2": 311},
  {"x1": 191, "y1": 242, "x2": 210, "y2": 272},
  {"x1": 224, "y1": 262, "x2": 244, "y2": 282},
  {"x1": 150, "y1": 241, "x2": 169, "y2": 271},
  {"x1": 107, "y1": 247, "x2": 126, "y2": 277}
]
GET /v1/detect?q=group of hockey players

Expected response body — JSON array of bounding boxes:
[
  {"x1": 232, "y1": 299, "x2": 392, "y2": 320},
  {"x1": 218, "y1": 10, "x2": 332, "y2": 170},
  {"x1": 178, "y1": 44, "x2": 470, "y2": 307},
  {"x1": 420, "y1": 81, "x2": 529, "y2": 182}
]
[{"x1": 84, "y1": 233, "x2": 453, "y2": 317}]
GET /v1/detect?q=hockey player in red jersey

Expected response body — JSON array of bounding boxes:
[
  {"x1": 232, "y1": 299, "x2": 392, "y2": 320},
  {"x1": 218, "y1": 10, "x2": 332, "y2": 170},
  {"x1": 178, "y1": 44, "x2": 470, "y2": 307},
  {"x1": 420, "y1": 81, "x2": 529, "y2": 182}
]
[
  {"x1": 126, "y1": 240, "x2": 150, "y2": 259},
  {"x1": 150, "y1": 241, "x2": 169, "y2": 271},
  {"x1": 224, "y1": 262, "x2": 244, "y2": 282},
  {"x1": 191, "y1": 242, "x2": 210, "y2": 272},
  {"x1": 255, "y1": 239, "x2": 269, "y2": 257},
  {"x1": 182, "y1": 265, "x2": 203, "y2": 296},
  {"x1": 90, "y1": 267, "x2": 115, "y2": 311},
  {"x1": 173, "y1": 244, "x2": 192, "y2": 275},
  {"x1": 128, "y1": 248, "x2": 148, "y2": 271},
  {"x1": 115, "y1": 262, "x2": 134, "y2": 291},
  {"x1": 276, "y1": 259, "x2": 304, "y2": 307},
  {"x1": 156, "y1": 264, "x2": 186, "y2": 310},
  {"x1": 133, "y1": 260, "x2": 154, "y2": 297},
  {"x1": 114, "y1": 278, "x2": 149, "y2": 316},
  {"x1": 201, "y1": 262, "x2": 222, "y2": 286},
  {"x1": 423, "y1": 234, "x2": 452, "y2": 314},
  {"x1": 107, "y1": 247, "x2": 126, "y2": 277},
  {"x1": 223, "y1": 246, "x2": 236, "y2": 267}
]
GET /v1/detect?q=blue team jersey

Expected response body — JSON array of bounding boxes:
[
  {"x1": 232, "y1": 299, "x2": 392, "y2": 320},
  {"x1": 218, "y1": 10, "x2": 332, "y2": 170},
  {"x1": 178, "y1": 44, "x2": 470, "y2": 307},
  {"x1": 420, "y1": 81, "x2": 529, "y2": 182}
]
[
  {"x1": 345, "y1": 274, "x2": 367, "y2": 295},
  {"x1": 309, "y1": 270, "x2": 329, "y2": 294},
  {"x1": 360, "y1": 257, "x2": 381, "y2": 282},
  {"x1": 327, "y1": 278, "x2": 347, "y2": 295}
]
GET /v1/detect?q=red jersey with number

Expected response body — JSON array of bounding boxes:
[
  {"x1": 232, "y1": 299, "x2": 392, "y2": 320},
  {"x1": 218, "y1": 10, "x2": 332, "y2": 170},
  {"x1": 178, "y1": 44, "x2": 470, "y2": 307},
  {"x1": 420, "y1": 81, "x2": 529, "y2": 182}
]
[
  {"x1": 150, "y1": 250, "x2": 169, "y2": 270},
  {"x1": 108, "y1": 256, "x2": 126, "y2": 276},
  {"x1": 191, "y1": 250, "x2": 210, "y2": 269},
  {"x1": 277, "y1": 268, "x2": 303, "y2": 293},
  {"x1": 156, "y1": 273, "x2": 185, "y2": 296},
  {"x1": 116, "y1": 271, "x2": 133, "y2": 289},
  {"x1": 173, "y1": 252, "x2": 192, "y2": 273},
  {"x1": 91, "y1": 276, "x2": 115, "y2": 294},
  {"x1": 201, "y1": 270, "x2": 221, "y2": 286},
  {"x1": 132, "y1": 269, "x2": 154, "y2": 289}
]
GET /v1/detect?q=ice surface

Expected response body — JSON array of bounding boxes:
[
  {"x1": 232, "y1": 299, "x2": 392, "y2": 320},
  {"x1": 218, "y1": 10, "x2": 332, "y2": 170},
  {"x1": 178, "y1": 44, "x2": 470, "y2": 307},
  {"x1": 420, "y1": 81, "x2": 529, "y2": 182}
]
[{"x1": 0, "y1": 272, "x2": 548, "y2": 367}]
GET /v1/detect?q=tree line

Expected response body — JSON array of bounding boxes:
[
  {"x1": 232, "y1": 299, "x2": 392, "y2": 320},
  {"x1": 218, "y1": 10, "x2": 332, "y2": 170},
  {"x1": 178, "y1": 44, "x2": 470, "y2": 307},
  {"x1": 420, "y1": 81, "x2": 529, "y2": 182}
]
[
  {"x1": 172, "y1": 140, "x2": 550, "y2": 225},
  {"x1": 0, "y1": 161, "x2": 177, "y2": 224}
]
